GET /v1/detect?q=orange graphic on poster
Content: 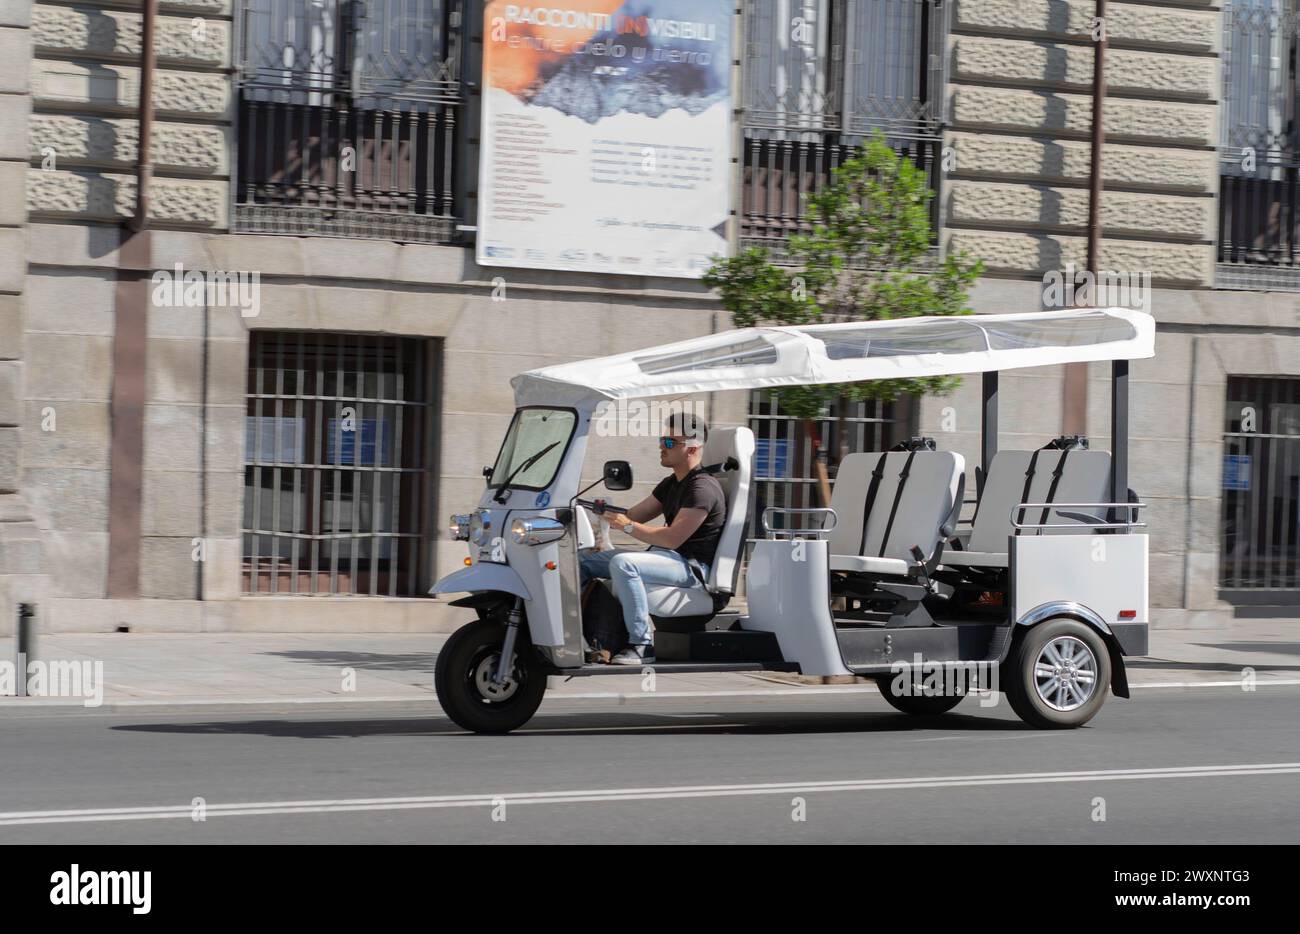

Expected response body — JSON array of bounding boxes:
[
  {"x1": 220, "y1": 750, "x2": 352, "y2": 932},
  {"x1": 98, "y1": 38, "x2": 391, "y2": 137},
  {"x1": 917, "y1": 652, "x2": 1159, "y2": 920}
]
[{"x1": 484, "y1": 1, "x2": 625, "y2": 95}]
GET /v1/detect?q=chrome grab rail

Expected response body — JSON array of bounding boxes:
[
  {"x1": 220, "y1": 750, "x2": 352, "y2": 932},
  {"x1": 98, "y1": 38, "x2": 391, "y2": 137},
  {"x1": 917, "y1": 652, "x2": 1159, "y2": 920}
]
[
  {"x1": 1009, "y1": 502, "x2": 1147, "y2": 533},
  {"x1": 762, "y1": 506, "x2": 838, "y2": 540}
]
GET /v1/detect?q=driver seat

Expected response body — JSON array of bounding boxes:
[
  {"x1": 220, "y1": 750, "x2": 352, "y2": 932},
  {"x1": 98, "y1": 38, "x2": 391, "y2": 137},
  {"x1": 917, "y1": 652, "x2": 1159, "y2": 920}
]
[{"x1": 643, "y1": 426, "x2": 755, "y2": 630}]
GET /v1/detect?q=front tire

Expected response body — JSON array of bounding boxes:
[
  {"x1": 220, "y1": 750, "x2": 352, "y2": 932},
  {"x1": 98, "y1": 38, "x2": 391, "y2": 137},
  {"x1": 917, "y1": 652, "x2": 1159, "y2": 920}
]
[
  {"x1": 1005, "y1": 618, "x2": 1111, "y2": 729},
  {"x1": 873, "y1": 675, "x2": 966, "y2": 715},
  {"x1": 434, "y1": 618, "x2": 547, "y2": 734}
]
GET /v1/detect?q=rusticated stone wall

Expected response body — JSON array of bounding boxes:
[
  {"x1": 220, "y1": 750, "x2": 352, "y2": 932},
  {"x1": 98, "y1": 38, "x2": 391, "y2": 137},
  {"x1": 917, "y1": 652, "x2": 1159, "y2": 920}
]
[
  {"x1": 944, "y1": 0, "x2": 1219, "y2": 286},
  {"x1": 25, "y1": 0, "x2": 231, "y2": 228}
]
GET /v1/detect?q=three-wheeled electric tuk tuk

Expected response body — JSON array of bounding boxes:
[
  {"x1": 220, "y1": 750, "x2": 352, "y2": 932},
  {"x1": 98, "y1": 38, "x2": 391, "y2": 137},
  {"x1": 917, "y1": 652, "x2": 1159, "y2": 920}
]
[{"x1": 432, "y1": 307, "x2": 1154, "y2": 733}]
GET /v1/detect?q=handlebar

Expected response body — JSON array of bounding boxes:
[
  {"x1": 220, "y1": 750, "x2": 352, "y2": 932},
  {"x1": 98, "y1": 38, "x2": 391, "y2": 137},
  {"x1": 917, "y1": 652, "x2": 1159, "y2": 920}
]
[{"x1": 575, "y1": 497, "x2": 629, "y2": 516}]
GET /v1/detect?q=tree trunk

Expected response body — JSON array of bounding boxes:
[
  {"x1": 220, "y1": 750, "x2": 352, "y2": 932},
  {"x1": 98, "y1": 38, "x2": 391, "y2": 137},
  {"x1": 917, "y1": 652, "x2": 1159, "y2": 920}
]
[{"x1": 804, "y1": 419, "x2": 832, "y2": 508}]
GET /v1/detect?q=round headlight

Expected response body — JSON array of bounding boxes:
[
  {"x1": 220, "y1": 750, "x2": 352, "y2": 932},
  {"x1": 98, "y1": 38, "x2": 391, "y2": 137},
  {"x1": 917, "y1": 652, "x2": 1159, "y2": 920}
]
[{"x1": 469, "y1": 509, "x2": 492, "y2": 544}]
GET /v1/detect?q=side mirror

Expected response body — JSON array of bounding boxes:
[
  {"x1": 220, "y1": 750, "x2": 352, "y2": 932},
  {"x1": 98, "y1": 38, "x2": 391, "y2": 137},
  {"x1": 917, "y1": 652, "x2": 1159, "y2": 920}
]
[
  {"x1": 603, "y1": 460, "x2": 633, "y2": 491},
  {"x1": 482, "y1": 465, "x2": 494, "y2": 483}
]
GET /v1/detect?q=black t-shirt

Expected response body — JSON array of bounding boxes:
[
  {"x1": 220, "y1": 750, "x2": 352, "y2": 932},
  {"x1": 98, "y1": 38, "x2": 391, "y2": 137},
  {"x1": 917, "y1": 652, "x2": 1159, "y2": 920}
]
[{"x1": 651, "y1": 468, "x2": 727, "y2": 564}]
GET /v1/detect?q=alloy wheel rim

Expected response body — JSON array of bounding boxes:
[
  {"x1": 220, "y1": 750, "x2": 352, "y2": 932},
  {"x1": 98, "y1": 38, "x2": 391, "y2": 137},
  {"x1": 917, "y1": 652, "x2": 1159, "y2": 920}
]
[{"x1": 1032, "y1": 636, "x2": 1097, "y2": 712}]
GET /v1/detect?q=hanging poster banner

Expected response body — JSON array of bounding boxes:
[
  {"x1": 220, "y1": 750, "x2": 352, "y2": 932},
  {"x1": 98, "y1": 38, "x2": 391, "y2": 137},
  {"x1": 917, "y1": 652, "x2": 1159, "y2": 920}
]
[{"x1": 477, "y1": 1, "x2": 733, "y2": 278}]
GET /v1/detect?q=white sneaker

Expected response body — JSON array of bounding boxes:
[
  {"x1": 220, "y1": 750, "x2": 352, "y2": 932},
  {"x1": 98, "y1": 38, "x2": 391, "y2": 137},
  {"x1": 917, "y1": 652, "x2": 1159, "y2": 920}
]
[{"x1": 610, "y1": 644, "x2": 655, "y2": 665}]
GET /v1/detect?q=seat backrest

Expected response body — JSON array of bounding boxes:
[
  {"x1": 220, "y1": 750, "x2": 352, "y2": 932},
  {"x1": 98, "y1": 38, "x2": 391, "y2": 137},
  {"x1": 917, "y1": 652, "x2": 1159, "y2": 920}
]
[
  {"x1": 701, "y1": 427, "x2": 755, "y2": 594},
  {"x1": 967, "y1": 449, "x2": 1113, "y2": 551},
  {"x1": 828, "y1": 451, "x2": 964, "y2": 563}
]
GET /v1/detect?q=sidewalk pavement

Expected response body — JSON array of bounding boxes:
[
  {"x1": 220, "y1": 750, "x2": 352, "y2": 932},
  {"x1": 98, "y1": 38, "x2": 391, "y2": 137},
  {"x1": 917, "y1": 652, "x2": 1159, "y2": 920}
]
[{"x1": 0, "y1": 620, "x2": 1296, "y2": 710}]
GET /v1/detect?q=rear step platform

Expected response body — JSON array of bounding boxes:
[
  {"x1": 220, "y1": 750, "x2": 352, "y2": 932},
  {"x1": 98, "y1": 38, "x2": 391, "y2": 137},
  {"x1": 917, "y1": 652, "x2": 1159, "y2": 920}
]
[{"x1": 553, "y1": 661, "x2": 800, "y2": 677}]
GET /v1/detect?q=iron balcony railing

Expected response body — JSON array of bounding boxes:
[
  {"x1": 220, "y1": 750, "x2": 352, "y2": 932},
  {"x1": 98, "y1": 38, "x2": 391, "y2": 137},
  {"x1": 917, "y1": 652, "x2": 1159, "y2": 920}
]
[
  {"x1": 1218, "y1": 2, "x2": 1300, "y2": 282},
  {"x1": 234, "y1": 0, "x2": 463, "y2": 243},
  {"x1": 740, "y1": 0, "x2": 948, "y2": 261}
]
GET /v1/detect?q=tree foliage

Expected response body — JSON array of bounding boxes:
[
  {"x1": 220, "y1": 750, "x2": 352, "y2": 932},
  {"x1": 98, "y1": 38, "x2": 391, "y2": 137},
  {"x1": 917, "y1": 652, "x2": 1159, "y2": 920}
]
[{"x1": 703, "y1": 135, "x2": 984, "y2": 419}]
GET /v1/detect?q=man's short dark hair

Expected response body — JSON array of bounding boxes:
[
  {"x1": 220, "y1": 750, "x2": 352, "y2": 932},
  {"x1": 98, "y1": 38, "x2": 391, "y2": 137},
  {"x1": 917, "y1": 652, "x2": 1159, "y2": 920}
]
[{"x1": 665, "y1": 412, "x2": 709, "y2": 445}]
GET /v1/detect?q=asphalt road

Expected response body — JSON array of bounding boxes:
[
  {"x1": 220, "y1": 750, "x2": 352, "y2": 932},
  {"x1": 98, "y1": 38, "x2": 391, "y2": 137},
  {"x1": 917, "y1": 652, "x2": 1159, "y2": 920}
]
[{"x1": 1, "y1": 684, "x2": 1297, "y2": 844}]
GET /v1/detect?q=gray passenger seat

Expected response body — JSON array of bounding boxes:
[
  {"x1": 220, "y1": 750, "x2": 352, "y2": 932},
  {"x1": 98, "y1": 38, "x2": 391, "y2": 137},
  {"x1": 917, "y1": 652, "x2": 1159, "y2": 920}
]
[
  {"x1": 940, "y1": 448, "x2": 1112, "y2": 571},
  {"x1": 827, "y1": 450, "x2": 965, "y2": 578}
]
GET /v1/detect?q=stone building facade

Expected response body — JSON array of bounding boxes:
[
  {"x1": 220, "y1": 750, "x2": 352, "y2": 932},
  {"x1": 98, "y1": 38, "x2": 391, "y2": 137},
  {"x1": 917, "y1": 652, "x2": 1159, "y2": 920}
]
[{"x1": 0, "y1": 0, "x2": 1296, "y2": 633}]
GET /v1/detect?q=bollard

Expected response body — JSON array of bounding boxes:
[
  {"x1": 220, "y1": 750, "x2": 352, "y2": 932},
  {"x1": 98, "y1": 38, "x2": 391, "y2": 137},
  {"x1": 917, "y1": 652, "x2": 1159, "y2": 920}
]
[{"x1": 16, "y1": 603, "x2": 34, "y2": 698}]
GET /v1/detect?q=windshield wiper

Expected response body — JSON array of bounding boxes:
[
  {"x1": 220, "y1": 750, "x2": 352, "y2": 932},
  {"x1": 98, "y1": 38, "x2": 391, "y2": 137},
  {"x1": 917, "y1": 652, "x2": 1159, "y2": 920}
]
[{"x1": 493, "y1": 440, "x2": 561, "y2": 504}]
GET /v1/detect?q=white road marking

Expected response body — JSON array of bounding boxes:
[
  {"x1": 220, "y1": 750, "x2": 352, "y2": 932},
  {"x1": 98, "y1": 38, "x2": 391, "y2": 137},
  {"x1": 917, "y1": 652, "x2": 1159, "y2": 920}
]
[
  {"x1": 2, "y1": 762, "x2": 1298, "y2": 826},
  {"x1": 1131, "y1": 678, "x2": 1300, "y2": 688}
]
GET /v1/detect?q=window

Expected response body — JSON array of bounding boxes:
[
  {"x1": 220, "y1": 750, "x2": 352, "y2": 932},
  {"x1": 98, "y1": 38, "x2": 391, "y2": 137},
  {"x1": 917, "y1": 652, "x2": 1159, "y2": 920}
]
[
  {"x1": 802, "y1": 319, "x2": 986, "y2": 359},
  {"x1": 235, "y1": 0, "x2": 463, "y2": 243},
  {"x1": 1218, "y1": 1, "x2": 1300, "y2": 274},
  {"x1": 243, "y1": 332, "x2": 435, "y2": 595},
  {"x1": 749, "y1": 390, "x2": 910, "y2": 537},
  {"x1": 1221, "y1": 376, "x2": 1300, "y2": 591},
  {"x1": 488, "y1": 408, "x2": 576, "y2": 492},
  {"x1": 635, "y1": 336, "x2": 781, "y2": 375},
  {"x1": 741, "y1": 0, "x2": 947, "y2": 259}
]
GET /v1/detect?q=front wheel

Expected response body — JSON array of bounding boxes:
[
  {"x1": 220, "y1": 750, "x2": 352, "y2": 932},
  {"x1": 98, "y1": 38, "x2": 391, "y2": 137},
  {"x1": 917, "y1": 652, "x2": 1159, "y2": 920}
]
[
  {"x1": 434, "y1": 618, "x2": 547, "y2": 734},
  {"x1": 1005, "y1": 618, "x2": 1111, "y2": 729},
  {"x1": 873, "y1": 675, "x2": 966, "y2": 715}
]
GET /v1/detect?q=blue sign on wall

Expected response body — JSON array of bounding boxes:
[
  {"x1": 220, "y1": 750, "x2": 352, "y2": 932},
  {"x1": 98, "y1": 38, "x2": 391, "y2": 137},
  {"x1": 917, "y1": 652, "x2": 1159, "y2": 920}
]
[
  {"x1": 755, "y1": 439, "x2": 788, "y2": 479},
  {"x1": 1223, "y1": 454, "x2": 1252, "y2": 491},
  {"x1": 327, "y1": 418, "x2": 390, "y2": 467}
]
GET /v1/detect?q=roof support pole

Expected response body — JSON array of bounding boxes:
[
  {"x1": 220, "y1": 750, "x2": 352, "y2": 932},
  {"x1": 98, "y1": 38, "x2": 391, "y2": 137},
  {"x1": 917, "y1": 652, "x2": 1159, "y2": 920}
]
[
  {"x1": 1110, "y1": 358, "x2": 1129, "y2": 522},
  {"x1": 980, "y1": 370, "x2": 998, "y2": 497}
]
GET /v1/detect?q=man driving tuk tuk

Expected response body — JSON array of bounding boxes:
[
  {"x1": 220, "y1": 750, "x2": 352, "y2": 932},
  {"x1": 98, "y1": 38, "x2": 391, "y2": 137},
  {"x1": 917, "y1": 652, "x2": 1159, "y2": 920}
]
[{"x1": 579, "y1": 413, "x2": 726, "y2": 665}]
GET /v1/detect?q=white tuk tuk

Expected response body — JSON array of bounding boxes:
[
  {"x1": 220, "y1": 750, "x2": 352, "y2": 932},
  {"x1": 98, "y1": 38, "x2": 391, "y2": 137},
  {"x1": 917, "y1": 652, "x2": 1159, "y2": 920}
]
[{"x1": 432, "y1": 307, "x2": 1154, "y2": 733}]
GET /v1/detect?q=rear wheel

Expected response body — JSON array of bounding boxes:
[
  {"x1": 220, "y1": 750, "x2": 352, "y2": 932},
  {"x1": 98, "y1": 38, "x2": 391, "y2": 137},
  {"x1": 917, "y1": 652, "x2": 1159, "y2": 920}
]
[
  {"x1": 434, "y1": 618, "x2": 547, "y2": 734},
  {"x1": 873, "y1": 675, "x2": 966, "y2": 715},
  {"x1": 1005, "y1": 618, "x2": 1110, "y2": 729}
]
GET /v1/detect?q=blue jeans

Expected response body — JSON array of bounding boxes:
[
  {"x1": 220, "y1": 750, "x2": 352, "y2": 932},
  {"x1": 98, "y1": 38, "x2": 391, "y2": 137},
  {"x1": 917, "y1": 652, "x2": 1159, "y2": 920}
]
[{"x1": 579, "y1": 548, "x2": 708, "y2": 646}]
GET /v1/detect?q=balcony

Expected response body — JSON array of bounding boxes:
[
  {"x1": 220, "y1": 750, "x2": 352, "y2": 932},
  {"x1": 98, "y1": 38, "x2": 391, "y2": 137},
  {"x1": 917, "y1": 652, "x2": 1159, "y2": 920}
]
[
  {"x1": 1218, "y1": 1, "x2": 1300, "y2": 289},
  {"x1": 740, "y1": 0, "x2": 948, "y2": 263},
  {"x1": 234, "y1": 0, "x2": 463, "y2": 244}
]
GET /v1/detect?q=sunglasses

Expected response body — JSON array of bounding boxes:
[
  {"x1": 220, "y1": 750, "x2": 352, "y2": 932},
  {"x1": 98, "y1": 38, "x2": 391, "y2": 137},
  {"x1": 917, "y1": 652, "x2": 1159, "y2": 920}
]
[{"x1": 659, "y1": 437, "x2": 679, "y2": 449}]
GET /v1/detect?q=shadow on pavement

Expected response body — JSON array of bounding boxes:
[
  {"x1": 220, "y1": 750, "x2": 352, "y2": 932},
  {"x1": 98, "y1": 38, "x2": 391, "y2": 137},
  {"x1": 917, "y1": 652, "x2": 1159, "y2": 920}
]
[
  {"x1": 110, "y1": 709, "x2": 1033, "y2": 739},
  {"x1": 262, "y1": 650, "x2": 438, "y2": 673}
]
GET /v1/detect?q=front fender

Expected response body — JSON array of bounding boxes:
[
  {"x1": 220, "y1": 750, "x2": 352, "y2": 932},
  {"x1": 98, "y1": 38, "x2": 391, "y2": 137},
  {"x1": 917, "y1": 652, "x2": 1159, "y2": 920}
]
[{"x1": 430, "y1": 564, "x2": 532, "y2": 602}]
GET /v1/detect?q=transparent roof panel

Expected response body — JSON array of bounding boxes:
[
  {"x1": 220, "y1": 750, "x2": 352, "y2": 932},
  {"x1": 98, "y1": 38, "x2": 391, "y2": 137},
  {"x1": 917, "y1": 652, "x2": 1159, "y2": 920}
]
[
  {"x1": 634, "y1": 335, "x2": 780, "y2": 375},
  {"x1": 982, "y1": 310, "x2": 1138, "y2": 350},
  {"x1": 801, "y1": 318, "x2": 988, "y2": 360}
]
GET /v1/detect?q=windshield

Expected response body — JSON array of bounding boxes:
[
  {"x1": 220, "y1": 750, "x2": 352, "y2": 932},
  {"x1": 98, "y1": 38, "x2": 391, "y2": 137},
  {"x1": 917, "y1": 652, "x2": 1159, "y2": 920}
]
[{"x1": 489, "y1": 408, "x2": 576, "y2": 491}]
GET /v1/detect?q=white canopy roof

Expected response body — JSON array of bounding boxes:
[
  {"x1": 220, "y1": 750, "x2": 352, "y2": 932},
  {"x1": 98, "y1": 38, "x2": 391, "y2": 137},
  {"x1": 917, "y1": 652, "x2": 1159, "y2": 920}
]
[{"x1": 512, "y1": 307, "x2": 1155, "y2": 407}]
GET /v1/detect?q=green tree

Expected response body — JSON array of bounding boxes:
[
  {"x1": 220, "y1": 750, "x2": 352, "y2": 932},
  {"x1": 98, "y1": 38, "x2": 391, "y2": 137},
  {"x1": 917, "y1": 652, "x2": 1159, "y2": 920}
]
[{"x1": 703, "y1": 134, "x2": 983, "y2": 503}]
